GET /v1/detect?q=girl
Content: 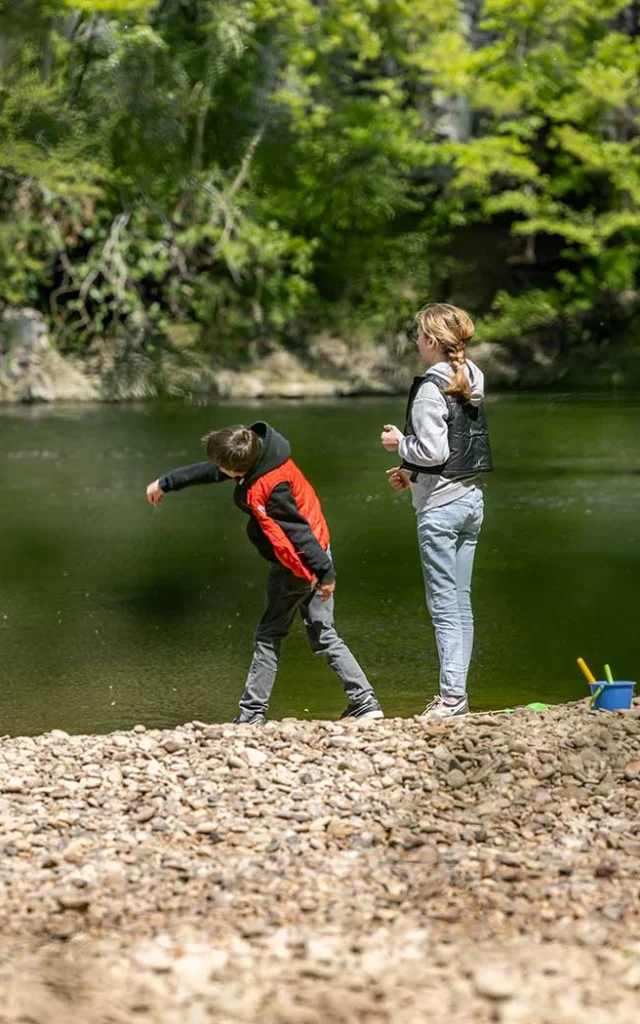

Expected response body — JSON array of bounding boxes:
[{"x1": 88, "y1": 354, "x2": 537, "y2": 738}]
[{"x1": 381, "y1": 303, "x2": 493, "y2": 719}]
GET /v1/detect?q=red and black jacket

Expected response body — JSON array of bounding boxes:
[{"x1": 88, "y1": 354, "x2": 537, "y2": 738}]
[{"x1": 159, "y1": 421, "x2": 334, "y2": 583}]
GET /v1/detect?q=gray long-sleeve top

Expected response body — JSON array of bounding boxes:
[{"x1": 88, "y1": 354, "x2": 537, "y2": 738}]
[{"x1": 397, "y1": 360, "x2": 485, "y2": 513}]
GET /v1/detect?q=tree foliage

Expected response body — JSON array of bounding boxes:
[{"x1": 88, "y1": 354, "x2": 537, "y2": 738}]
[{"x1": 0, "y1": 0, "x2": 639, "y2": 377}]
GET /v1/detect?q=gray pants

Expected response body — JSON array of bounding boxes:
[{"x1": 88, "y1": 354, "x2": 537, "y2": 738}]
[
  {"x1": 417, "y1": 487, "x2": 484, "y2": 698},
  {"x1": 238, "y1": 563, "x2": 373, "y2": 716}
]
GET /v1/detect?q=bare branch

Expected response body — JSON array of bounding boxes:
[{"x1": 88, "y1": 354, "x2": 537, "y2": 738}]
[{"x1": 226, "y1": 125, "x2": 266, "y2": 204}]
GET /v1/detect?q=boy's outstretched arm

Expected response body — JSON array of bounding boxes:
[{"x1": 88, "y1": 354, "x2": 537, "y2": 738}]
[
  {"x1": 265, "y1": 483, "x2": 335, "y2": 600},
  {"x1": 146, "y1": 462, "x2": 231, "y2": 506}
]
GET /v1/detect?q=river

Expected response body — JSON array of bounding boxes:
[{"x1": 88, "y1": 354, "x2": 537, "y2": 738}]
[{"x1": 1, "y1": 393, "x2": 638, "y2": 735}]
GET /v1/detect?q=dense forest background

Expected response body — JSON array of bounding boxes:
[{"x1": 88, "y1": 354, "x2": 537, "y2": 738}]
[{"x1": 1, "y1": 0, "x2": 639, "y2": 387}]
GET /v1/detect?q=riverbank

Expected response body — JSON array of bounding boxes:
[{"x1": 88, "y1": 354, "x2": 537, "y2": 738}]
[
  {"x1": 2, "y1": 704, "x2": 640, "y2": 1022},
  {"x1": 3, "y1": 306, "x2": 637, "y2": 404},
  {"x1": 0, "y1": 307, "x2": 534, "y2": 404}
]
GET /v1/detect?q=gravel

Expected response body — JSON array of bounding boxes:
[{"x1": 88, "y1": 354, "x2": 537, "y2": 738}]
[{"x1": 1, "y1": 702, "x2": 640, "y2": 1022}]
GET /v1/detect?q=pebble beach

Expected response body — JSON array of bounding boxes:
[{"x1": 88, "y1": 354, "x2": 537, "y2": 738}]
[{"x1": 2, "y1": 703, "x2": 640, "y2": 1023}]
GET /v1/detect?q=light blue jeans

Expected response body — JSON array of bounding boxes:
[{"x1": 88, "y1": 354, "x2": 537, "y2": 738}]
[{"x1": 417, "y1": 487, "x2": 484, "y2": 698}]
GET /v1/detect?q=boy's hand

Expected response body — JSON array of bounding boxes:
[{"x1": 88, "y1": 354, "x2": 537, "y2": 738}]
[
  {"x1": 386, "y1": 467, "x2": 411, "y2": 492},
  {"x1": 317, "y1": 579, "x2": 336, "y2": 602},
  {"x1": 381, "y1": 424, "x2": 403, "y2": 452},
  {"x1": 146, "y1": 479, "x2": 166, "y2": 506}
]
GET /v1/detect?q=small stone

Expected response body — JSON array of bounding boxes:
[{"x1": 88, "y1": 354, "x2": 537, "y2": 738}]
[
  {"x1": 40, "y1": 854, "x2": 60, "y2": 869},
  {"x1": 326, "y1": 819, "x2": 354, "y2": 839},
  {"x1": 227, "y1": 754, "x2": 246, "y2": 769},
  {"x1": 134, "y1": 805, "x2": 156, "y2": 824},
  {"x1": 195, "y1": 823, "x2": 223, "y2": 841},
  {"x1": 54, "y1": 890, "x2": 92, "y2": 912},
  {"x1": 244, "y1": 747, "x2": 268, "y2": 767},
  {"x1": 327, "y1": 736, "x2": 358, "y2": 748},
  {"x1": 474, "y1": 965, "x2": 517, "y2": 1000},
  {"x1": 594, "y1": 861, "x2": 617, "y2": 878},
  {"x1": 133, "y1": 947, "x2": 174, "y2": 973},
  {"x1": 239, "y1": 918, "x2": 267, "y2": 937},
  {"x1": 623, "y1": 760, "x2": 640, "y2": 780},
  {"x1": 446, "y1": 769, "x2": 465, "y2": 789},
  {"x1": 162, "y1": 737, "x2": 185, "y2": 754},
  {"x1": 372, "y1": 754, "x2": 395, "y2": 772},
  {"x1": 3, "y1": 778, "x2": 26, "y2": 794},
  {"x1": 62, "y1": 839, "x2": 92, "y2": 864},
  {"x1": 601, "y1": 906, "x2": 623, "y2": 922}
]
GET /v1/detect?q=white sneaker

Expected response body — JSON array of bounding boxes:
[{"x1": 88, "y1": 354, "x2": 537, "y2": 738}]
[{"x1": 420, "y1": 695, "x2": 469, "y2": 720}]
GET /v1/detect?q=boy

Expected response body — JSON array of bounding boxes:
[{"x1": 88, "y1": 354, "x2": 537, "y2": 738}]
[{"x1": 146, "y1": 421, "x2": 383, "y2": 724}]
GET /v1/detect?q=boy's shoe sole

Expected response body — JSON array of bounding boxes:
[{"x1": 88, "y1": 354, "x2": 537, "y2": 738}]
[{"x1": 233, "y1": 714, "x2": 267, "y2": 725}]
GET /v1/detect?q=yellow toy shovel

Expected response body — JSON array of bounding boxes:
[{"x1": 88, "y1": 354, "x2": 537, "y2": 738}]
[{"x1": 577, "y1": 658, "x2": 596, "y2": 684}]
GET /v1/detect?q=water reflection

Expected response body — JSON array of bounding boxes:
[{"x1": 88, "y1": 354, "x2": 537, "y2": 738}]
[{"x1": 1, "y1": 395, "x2": 638, "y2": 735}]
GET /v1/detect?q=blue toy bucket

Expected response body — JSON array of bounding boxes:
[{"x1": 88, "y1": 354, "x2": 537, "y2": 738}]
[{"x1": 589, "y1": 681, "x2": 636, "y2": 711}]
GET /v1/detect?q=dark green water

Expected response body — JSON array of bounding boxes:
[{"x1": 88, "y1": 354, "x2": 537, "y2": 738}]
[{"x1": 1, "y1": 395, "x2": 639, "y2": 736}]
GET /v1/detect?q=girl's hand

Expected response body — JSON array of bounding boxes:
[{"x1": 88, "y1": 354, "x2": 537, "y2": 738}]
[
  {"x1": 381, "y1": 424, "x2": 403, "y2": 452},
  {"x1": 146, "y1": 479, "x2": 165, "y2": 506},
  {"x1": 386, "y1": 467, "x2": 411, "y2": 492}
]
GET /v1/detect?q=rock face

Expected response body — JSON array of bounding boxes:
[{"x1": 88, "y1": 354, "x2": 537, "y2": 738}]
[
  {"x1": 1, "y1": 702, "x2": 640, "y2": 1021},
  {"x1": 0, "y1": 308, "x2": 521, "y2": 403},
  {"x1": 211, "y1": 341, "x2": 406, "y2": 400},
  {"x1": 0, "y1": 310, "x2": 408, "y2": 403},
  {"x1": 0, "y1": 308, "x2": 98, "y2": 403}
]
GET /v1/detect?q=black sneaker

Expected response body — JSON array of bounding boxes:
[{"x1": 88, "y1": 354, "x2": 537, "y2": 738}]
[
  {"x1": 233, "y1": 711, "x2": 267, "y2": 725},
  {"x1": 339, "y1": 696, "x2": 384, "y2": 721}
]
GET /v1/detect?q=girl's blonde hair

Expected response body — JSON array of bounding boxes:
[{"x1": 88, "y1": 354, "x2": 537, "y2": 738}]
[{"x1": 416, "y1": 303, "x2": 475, "y2": 401}]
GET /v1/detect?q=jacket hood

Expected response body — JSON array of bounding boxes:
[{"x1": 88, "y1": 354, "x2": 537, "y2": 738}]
[
  {"x1": 427, "y1": 359, "x2": 485, "y2": 408},
  {"x1": 242, "y1": 421, "x2": 291, "y2": 487}
]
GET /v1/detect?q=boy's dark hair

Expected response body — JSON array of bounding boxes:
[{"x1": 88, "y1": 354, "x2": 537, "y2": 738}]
[{"x1": 202, "y1": 424, "x2": 260, "y2": 474}]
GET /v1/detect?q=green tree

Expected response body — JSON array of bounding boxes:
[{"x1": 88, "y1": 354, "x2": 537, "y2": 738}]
[
  {"x1": 1, "y1": 1, "x2": 639, "y2": 384},
  {"x1": 434, "y1": 0, "x2": 640, "y2": 371}
]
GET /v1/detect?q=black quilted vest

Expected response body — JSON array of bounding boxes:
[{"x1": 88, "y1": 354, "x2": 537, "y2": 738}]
[{"x1": 401, "y1": 371, "x2": 493, "y2": 480}]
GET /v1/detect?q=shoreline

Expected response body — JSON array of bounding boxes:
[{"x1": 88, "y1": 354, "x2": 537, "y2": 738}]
[
  {"x1": 0, "y1": 307, "x2": 592, "y2": 405},
  {"x1": 2, "y1": 703, "x2": 640, "y2": 1021}
]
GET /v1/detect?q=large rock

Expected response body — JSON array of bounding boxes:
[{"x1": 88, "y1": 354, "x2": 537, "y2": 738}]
[
  {"x1": 212, "y1": 338, "x2": 412, "y2": 400},
  {"x1": 469, "y1": 340, "x2": 521, "y2": 386},
  {"x1": 212, "y1": 346, "x2": 366, "y2": 400},
  {"x1": 0, "y1": 309, "x2": 98, "y2": 403}
]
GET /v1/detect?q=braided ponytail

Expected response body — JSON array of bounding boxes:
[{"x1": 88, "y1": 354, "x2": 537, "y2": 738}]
[{"x1": 416, "y1": 303, "x2": 474, "y2": 402}]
